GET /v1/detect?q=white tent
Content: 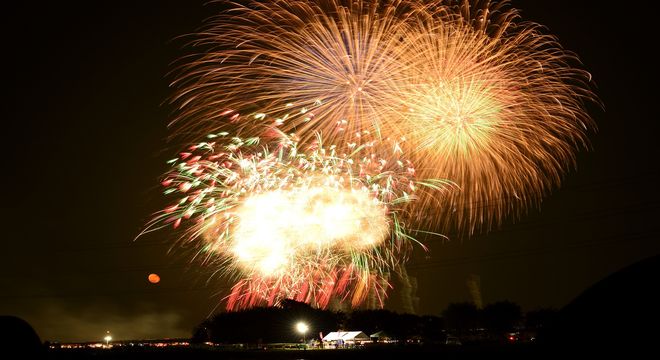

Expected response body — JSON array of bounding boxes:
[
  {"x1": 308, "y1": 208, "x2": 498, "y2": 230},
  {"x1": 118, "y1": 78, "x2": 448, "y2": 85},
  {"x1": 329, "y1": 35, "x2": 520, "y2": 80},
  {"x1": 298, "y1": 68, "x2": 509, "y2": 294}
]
[{"x1": 322, "y1": 331, "x2": 370, "y2": 347}]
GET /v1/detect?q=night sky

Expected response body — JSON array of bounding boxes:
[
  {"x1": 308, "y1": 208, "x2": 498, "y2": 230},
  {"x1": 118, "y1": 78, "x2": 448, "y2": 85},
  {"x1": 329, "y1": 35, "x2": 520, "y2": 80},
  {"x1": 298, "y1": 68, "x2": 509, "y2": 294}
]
[{"x1": 3, "y1": 1, "x2": 659, "y2": 342}]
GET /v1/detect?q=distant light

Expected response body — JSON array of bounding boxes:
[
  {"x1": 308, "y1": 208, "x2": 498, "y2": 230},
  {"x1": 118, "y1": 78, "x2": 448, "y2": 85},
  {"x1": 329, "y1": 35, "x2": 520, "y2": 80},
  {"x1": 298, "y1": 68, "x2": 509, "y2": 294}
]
[
  {"x1": 148, "y1": 273, "x2": 161, "y2": 284},
  {"x1": 296, "y1": 321, "x2": 309, "y2": 334}
]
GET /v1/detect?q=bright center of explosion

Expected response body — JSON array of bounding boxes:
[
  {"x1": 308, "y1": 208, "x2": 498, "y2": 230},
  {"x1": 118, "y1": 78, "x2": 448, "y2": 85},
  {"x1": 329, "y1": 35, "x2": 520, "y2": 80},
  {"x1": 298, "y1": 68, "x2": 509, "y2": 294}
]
[
  {"x1": 231, "y1": 187, "x2": 389, "y2": 275},
  {"x1": 408, "y1": 79, "x2": 504, "y2": 153}
]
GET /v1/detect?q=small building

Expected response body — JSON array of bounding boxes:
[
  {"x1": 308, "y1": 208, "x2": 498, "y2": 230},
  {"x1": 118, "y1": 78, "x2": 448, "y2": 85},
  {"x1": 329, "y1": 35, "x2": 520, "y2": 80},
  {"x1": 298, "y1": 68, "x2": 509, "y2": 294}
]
[{"x1": 322, "y1": 331, "x2": 370, "y2": 348}]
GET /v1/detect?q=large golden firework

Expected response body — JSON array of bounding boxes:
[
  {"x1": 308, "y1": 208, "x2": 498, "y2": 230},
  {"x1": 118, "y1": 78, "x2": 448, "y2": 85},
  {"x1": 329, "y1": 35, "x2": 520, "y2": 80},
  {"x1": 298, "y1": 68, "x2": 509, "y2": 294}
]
[
  {"x1": 168, "y1": 0, "x2": 596, "y2": 233},
  {"x1": 169, "y1": 0, "x2": 416, "y2": 141},
  {"x1": 394, "y1": 1, "x2": 597, "y2": 233}
]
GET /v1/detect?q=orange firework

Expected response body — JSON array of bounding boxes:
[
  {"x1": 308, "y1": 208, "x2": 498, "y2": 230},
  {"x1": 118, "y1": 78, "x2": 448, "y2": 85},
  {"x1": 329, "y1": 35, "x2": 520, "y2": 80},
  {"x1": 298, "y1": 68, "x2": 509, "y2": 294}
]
[
  {"x1": 168, "y1": 0, "x2": 415, "y2": 142},
  {"x1": 167, "y1": 0, "x2": 596, "y2": 234},
  {"x1": 394, "y1": 1, "x2": 597, "y2": 233}
]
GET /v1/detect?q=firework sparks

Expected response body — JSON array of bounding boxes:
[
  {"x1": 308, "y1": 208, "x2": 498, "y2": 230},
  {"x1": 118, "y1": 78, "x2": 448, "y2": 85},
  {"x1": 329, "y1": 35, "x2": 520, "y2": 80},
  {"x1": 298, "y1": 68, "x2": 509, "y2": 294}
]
[
  {"x1": 141, "y1": 113, "x2": 450, "y2": 309},
  {"x1": 231, "y1": 186, "x2": 389, "y2": 275},
  {"x1": 146, "y1": 0, "x2": 597, "y2": 310},
  {"x1": 168, "y1": 0, "x2": 416, "y2": 142},
  {"x1": 394, "y1": 1, "x2": 597, "y2": 232},
  {"x1": 168, "y1": 0, "x2": 596, "y2": 233}
]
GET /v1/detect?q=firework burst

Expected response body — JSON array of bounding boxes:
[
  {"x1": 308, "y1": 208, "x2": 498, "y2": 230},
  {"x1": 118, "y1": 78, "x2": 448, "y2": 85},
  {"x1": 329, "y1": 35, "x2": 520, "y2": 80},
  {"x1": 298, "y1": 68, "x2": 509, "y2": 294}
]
[
  {"x1": 146, "y1": 0, "x2": 597, "y2": 311},
  {"x1": 168, "y1": 0, "x2": 417, "y2": 142},
  {"x1": 141, "y1": 112, "x2": 450, "y2": 309},
  {"x1": 168, "y1": 0, "x2": 596, "y2": 234},
  {"x1": 395, "y1": 1, "x2": 597, "y2": 232}
]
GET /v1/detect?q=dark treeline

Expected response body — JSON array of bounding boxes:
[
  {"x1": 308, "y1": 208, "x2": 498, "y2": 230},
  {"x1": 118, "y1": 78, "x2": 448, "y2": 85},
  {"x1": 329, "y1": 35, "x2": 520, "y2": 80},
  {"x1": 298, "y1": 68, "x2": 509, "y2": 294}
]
[
  {"x1": 442, "y1": 301, "x2": 556, "y2": 342},
  {"x1": 192, "y1": 299, "x2": 557, "y2": 344}
]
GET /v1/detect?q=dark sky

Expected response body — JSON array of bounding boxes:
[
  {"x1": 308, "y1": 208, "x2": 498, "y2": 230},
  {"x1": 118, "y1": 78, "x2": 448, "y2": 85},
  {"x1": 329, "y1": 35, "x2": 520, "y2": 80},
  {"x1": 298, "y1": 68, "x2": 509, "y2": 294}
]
[{"x1": 2, "y1": 0, "x2": 659, "y2": 342}]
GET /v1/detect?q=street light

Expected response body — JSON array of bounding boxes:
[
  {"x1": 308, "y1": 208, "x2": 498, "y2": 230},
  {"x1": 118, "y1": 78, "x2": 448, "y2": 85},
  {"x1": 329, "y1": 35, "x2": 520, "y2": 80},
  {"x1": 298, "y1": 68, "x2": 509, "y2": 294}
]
[
  {"x1": 104, "y1": 331, "x2": 112, "y2": 347},
  {"x1": 296, "y1": 321, "x2": 309, "y2": 348}
]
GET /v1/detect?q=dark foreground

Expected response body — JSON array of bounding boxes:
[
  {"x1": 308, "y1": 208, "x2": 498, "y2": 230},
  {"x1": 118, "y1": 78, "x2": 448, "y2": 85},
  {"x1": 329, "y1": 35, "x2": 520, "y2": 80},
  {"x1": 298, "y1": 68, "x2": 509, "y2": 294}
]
[
  {"x1": 45, "y1": 346, "x2": 530, "y2": 360},
  {"x1": 40, "y1": 344, "x2": 632, "y2": 360}
]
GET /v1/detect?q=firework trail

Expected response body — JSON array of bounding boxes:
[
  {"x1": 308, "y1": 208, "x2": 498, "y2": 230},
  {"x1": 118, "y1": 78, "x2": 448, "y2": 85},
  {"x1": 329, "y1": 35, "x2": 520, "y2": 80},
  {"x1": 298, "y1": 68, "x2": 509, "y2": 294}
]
[
  {"x1": 168, "y1": 0, "x2": 596, "y2": 234},
  {"x1": 141, "y1": 110, "x2": 450, "y2": 309}
]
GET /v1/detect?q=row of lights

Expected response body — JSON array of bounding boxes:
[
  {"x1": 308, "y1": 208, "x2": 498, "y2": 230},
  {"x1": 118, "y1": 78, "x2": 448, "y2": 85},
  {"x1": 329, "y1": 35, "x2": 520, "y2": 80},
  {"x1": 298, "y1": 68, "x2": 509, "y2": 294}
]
[{"x1": 102, "y1": 321, "x2": 310, "y2": 347}]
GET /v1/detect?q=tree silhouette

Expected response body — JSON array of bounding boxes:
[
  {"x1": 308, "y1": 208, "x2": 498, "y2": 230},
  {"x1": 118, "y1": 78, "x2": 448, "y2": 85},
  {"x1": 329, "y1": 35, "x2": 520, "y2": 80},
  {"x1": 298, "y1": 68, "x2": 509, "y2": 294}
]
[
  {"x1": 192, "y1": 300, "x2": 341, "y2": 344},
  {"x1": 191, "y1": 298, "x2": 531, "y2": 345},
  {"x1": 442, "y1": 302, "x2": 481, "y2": 336},
  {"x1": 483, "y1": 301, "x2": 522, "y2": 337},
  {"x1": 525, "y1": 308, "x2": 558, "y2": 331}
]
